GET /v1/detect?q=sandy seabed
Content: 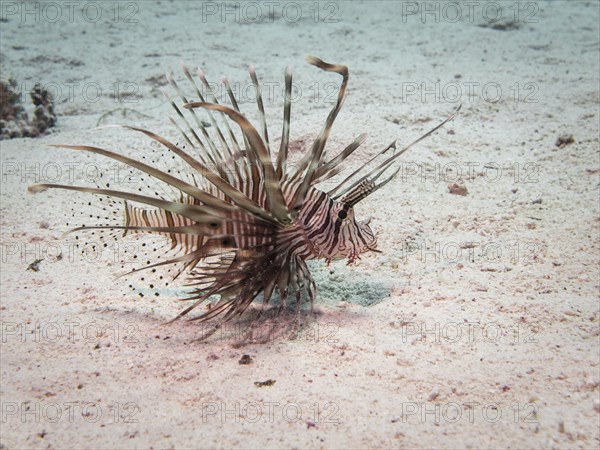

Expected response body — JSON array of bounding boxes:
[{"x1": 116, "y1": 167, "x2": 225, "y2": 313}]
[{"x1": 1, "y1": 1, "x2": 599, "y2": 449}]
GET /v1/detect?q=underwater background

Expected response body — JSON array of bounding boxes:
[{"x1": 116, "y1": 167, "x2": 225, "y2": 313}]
[{"x1": 1, "y1": 1, "x2": 599, "y2": 448}]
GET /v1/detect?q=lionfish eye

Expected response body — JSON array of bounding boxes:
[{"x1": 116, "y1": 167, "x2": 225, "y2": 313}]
[{"x1": 337, "y1": 210, "x2": 348, "y2": 220}]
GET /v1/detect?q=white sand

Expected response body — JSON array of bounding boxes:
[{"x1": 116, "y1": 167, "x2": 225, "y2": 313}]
[{"x1": 1, "y1": 1, "x2": 599, "y2": 448}]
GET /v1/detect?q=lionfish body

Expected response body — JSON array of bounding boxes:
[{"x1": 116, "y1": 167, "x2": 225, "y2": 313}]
[{"x1": 30, "y1": 56, "x2": 458, "y2": 338}]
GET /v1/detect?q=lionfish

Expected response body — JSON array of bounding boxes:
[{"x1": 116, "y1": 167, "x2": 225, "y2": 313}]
[{"x1": 29, "y1": 56, "x2": 459, "y2": 340}]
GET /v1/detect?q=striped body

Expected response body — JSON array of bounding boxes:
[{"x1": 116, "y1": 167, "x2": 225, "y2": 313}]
[{"x1": 125, "y1": 179, "x2": 377, "y2": 271}]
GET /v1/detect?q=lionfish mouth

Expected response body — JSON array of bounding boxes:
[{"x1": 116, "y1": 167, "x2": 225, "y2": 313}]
[{"x1": 29, "y1": 56, "x2": 459, "y2": 341}]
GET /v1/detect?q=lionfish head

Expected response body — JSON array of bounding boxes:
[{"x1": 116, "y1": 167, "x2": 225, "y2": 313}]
[
  {"x1": 336, "y1": 179, "x2": 379, "y2": 263},
  {"x1": 325, "y1": 200, "x2": 378, "y2": 263}
]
